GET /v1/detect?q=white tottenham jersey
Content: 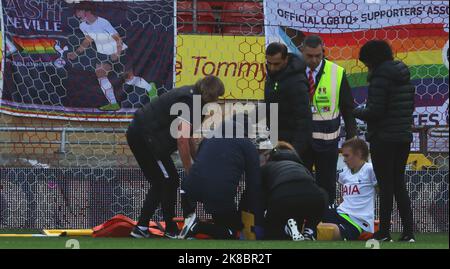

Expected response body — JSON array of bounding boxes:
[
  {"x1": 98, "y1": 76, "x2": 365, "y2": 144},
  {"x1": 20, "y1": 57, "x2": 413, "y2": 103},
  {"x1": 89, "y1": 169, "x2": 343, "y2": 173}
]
[
  {"x1": 337, "y1": 162, "x2": 377, "y2": 233},
  {"x1": 80, "y1": 17, "x2": 128, "y2": 55}
]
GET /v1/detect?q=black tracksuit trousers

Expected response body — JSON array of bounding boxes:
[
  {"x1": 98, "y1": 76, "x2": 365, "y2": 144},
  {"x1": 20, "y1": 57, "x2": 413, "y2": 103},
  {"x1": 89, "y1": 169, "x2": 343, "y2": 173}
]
[
  {"x1": 126, "y1": 120, "x2": 179, "y2": 232},
  {"x1": 370, "y1": 139, "x2": 414, "y2": 235}
]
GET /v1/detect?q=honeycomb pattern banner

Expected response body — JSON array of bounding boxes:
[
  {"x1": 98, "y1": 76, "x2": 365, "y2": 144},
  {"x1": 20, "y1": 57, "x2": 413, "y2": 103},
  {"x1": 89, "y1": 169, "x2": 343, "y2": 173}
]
[
  {"x1": 265, "y1": 0, "x2": 449, "y2": 154},
  {"x1": 0, "y1": 0, "x2": 448, "y2": 233},
  {"x1": 0, "y1": 0, "x2": 174, "y2": 121},
  {"x1": 176, "y1": 35, "x2": 266, "y2": 100},
  {"x1": 265, "y1": 0, "x2": 449, "y2": 127}
]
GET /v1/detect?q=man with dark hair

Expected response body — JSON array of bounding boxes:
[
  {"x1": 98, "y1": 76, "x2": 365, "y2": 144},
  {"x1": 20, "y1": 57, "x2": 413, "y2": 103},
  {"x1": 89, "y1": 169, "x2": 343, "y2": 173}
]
[
  {"x1": 266, "y1": 42, "x2": 288, "y2": 59},
  {"x1": 126, "y1": 75, "x2": 225, "y2": 239},
  {"x1": 264, "y1": 42, "x2": 311, "y2": 160},
  {"x1": 354, "y1": 40, "x2": 416, "y2": 242},
  {"x1": 300, "y1": 35, "x2": 357, "y2": 207}
]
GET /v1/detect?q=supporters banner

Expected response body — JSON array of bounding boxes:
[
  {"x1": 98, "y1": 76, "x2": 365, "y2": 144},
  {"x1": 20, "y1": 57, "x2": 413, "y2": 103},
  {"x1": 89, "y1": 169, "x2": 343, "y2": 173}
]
[
  {"x1": 0, "y1": 0, "x2": 174, "y2": 122},
  {"x1": 176, "y1": 35, "x2": 266, "y2": 100},
  {"x1": 264, "y1": 0, "x2": 449, "y2": 128}
]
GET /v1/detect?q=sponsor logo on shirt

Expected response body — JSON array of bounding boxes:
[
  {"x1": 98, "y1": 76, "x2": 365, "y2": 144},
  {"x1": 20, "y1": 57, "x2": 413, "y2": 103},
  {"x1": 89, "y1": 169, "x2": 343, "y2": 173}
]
[{"x1": 342, "y1": 184, "x2": 361, "y2": 195}]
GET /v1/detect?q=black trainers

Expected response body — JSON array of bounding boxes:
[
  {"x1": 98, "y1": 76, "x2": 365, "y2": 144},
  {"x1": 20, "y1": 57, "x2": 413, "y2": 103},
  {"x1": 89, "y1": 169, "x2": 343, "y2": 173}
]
[
  {"x1": 373, "y1": 231, "x2": 393, "y2": 242},
  {"x1": 398, "y1": 233, "x2": 416, "y2": 243},
  {"x1": 284, "y1": 218, "x2": 304, "y2": 241},
  {"x1": 130, "y1": 226, "x2": 150, "y2": 238},
  {"x1": 328, "y1": 203, "x2": 338, "y2": 209},
  {"x1": 302, "y1": 228, "x2": 316, "y2": 241},
  {"x1": 178, "y1": 212, "x2": 198, "y2": 239},
  {"x1": 164, "y1": 221, "x2": 180, "y2": 239}
]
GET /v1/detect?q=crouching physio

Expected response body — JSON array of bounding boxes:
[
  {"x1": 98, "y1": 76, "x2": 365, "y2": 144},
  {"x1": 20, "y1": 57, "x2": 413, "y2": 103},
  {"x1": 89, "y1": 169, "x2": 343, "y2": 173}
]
[{"x1": 179, "y1": 117, "x2": 265, "y2": 240}]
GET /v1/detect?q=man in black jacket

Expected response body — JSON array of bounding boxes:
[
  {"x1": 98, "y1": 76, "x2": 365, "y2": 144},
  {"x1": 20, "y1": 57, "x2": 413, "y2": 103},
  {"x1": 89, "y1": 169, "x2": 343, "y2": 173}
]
[
  {"x1": 354, "y1": 40, "x2": 416, "y2": 242},
  {"x1": 264, "y1": 42, "x2": 311, "y2": 159},
  {"x1": 301, "y1": 35, "x2": 357, "y2": 206},
  {"x1": 261, "y1": 141, "x2": 328, "y2": 241},
  {"x1": 126, "y1": 75, "x2": 225, "y2": 239}
]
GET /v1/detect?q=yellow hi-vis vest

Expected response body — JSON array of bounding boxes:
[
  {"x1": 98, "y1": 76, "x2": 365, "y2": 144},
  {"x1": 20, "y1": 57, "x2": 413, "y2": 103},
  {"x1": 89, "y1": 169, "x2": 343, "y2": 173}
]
[{"x1": 311, "y1": 59, "x2": 344, "y2": 141}]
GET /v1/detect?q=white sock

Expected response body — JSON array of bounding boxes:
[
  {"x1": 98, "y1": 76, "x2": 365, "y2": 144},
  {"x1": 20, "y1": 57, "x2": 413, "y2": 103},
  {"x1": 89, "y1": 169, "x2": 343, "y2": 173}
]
[
  {"x1": 98, "y1": 77, "x2": 117, "y2": 104},
  {"x1": 126, "y1": 76, "x2": 153, "y2": 92}
]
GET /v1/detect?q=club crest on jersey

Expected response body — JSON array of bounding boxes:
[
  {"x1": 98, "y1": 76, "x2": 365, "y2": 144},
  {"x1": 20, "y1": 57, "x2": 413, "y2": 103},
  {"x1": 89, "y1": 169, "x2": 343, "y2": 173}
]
[
  {"x1": 54, "y1": 41, "x2": 68, "y2": 68},
  {"x1": 343, "y1": 184, "x2": 360, "y2": 195}
]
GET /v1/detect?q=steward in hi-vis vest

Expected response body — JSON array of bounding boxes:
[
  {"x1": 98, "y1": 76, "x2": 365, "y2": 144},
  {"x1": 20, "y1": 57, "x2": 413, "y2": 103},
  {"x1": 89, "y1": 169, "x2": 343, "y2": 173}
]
[
  {"x1": 311, "y1": 59, "x2": 344, "y2": 142},
  {"x1": 301, "y1": 35, "x2": 357, "y2": 207}
]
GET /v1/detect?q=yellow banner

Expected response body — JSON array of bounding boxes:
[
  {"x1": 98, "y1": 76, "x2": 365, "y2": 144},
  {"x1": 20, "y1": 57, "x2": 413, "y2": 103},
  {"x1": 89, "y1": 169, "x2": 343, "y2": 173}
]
[{"x1": 176, "y1": 35, "x2": 266, "y2": 100}]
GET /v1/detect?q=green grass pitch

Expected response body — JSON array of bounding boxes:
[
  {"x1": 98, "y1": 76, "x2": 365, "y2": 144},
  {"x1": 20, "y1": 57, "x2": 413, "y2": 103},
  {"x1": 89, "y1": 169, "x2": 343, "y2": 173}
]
[{"x1": 0, "y1": 231, "x2": 448, "y2": 249}]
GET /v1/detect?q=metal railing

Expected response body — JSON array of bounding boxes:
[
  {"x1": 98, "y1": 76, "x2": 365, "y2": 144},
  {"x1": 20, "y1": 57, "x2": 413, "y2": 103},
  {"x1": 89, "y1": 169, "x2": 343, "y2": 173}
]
[
  {"x1": 0, "y1": 126, "x2": 128, "y2": 154},
  {"x1": 1, "y1": 124, "x2": 448, "y2": 154}
]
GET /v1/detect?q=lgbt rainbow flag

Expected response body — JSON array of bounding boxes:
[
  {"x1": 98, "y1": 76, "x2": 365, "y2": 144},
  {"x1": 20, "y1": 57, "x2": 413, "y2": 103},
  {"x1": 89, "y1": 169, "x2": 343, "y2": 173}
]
[
  {"x1": 13, "y1": 37, "x2": 57, "y2": 55},
  {"x1": 265, "y1": 0, "x2": 449, "y2": 126},
  {"x1": 317, "y1": 23, "x2": 448, "y2": 104}
]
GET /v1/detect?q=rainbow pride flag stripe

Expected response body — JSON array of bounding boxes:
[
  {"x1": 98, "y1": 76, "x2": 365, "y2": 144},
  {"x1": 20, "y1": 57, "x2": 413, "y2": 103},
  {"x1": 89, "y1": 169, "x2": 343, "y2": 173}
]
[
  {"x1": 13, "y1": 37, "x2": 57, "y2": 55},
  {"x1": 313, "y1": 23, "x2": 448, "y2": 88}
]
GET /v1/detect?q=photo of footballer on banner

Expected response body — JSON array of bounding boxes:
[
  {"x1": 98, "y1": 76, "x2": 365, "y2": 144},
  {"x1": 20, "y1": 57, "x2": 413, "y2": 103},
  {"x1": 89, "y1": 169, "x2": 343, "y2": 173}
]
[{"x1": 0, "y1": 0, "x2": 174, "y2": 121}]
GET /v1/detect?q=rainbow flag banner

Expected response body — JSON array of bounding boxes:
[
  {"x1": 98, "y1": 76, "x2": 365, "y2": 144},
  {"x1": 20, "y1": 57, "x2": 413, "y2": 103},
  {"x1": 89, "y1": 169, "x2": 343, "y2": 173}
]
[
  {"x1": 0, "y1": 0, "x2": 174, "y2": 122},
  {"x1": 264, "y1": 0, "x2": 449, "y2": 129},
  {"x1": 13, "y1": 37, "x2": 57, "y2": 54},
  {"x1": 315, "y1": 23, "x2": 448, "y2": 124}
]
